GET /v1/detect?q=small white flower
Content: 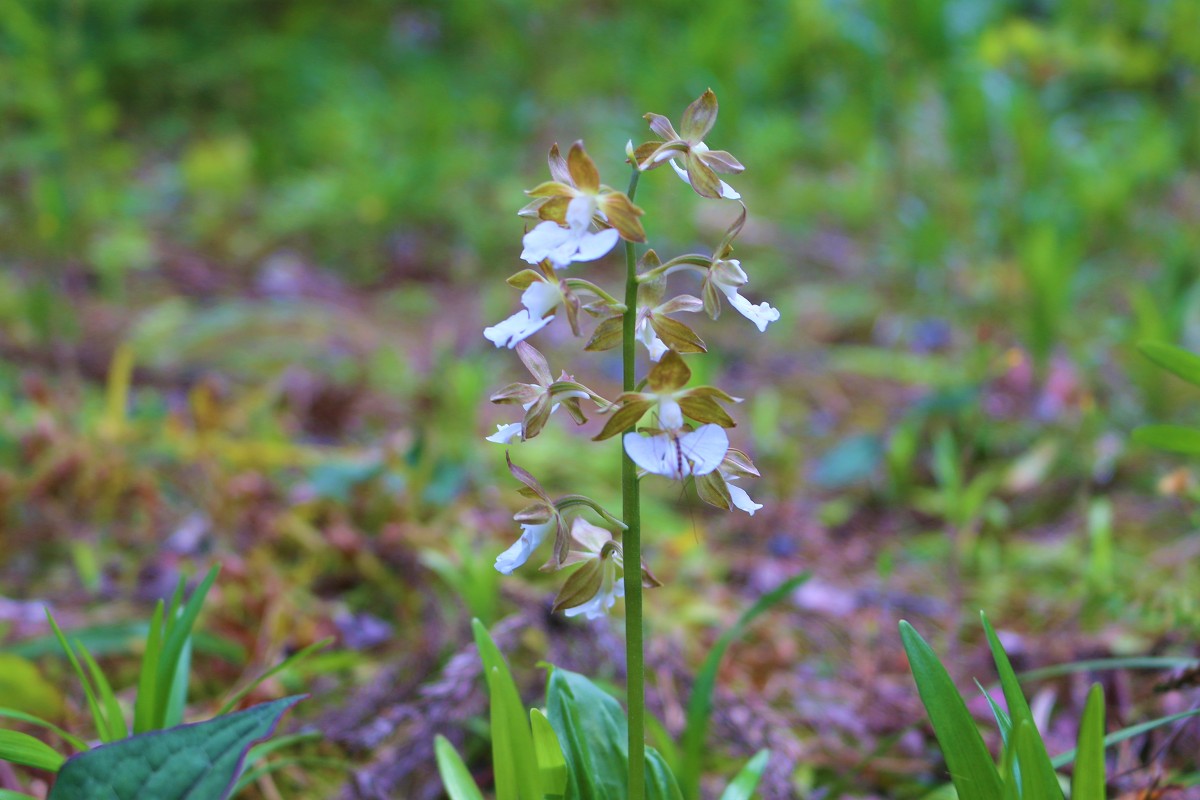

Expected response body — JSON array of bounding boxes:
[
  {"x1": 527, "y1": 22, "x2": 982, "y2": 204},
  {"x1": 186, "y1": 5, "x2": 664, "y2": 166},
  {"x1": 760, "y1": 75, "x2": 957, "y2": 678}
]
[
  {"x1": 483, "y1": 280, "x2": 564, "y2": 348},
  {"x1": 623, "y1": 424, "x2": 729, "y2": 480},
  {"x1": 709, "y1": 260, "x2": 780, "y2": 332},
  {"x1": 494, "y1": 520, "x2": 555, "y2": 575},
  {"x1": 485, "y1": 422, "x2": 525, "y2": 444},
  {"x1": 521, "y1": 196, "x2": 620, "y2": 269},
  {"x1": 563, "y1": 557, "x2": 624, "y2": 620}
]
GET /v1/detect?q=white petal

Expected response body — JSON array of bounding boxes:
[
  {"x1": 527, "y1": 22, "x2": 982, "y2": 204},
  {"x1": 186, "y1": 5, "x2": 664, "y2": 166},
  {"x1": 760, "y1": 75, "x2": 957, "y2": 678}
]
[
  {"x1": 494, "y1": 521, "x2": 555, "y2": 575},
  {"x1": 726, "y1": 291, "x2": 781, "y2": 332},
  {"x1": 637, "y1": 320, "x2": 668, "y2": 361},
  {"x1": 483, "y1": 310, "x2": 554, "y2": 348},
  {"x1": 521, "y1": 280, "x2": 562, "y2": 317},
  {"x1": 726, "y1": 480, "x2": 763, "y2": 515},
  {"x1": 659, "y1": 399, "x2": 684, "y2": 431},
  {"x1": 521, "y1": 221, "x2": 572, "y2": 265},
  {"x1": 572, "y1": 228, "x2": 620, "y2": 262},
  {"x1": 485, "y1": 422, "x2": 524, "y2": 444},
  {"x1": 677, "y1": 424, "x2": 729, "y2": 476},
  {"x1": 668, "y1": 159, "x2": 741, "y2": 200},
  {"x1": 565, "y1": 195, "x2": 598, "y2": 230},
  {"x1": 623, "y1": 432, "x2": 679, "y2": 478}
]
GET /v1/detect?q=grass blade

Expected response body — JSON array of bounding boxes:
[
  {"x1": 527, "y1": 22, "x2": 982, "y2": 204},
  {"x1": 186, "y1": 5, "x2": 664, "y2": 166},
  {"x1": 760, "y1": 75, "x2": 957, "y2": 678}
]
[
  {"x1": 1051, "y1": 708, "x2": 1200, "y2": 768},
  {"x1": 0, "y1": 730, "x2": 65, "y2": 772},
  {"x1": 1138, "y1": 340, "x2": 1200, "y2": 388},
  {"x1": 0, "y1": 709, "x2": 88, "y2": 752},
  {"x1": 717, "y1": 749, "x2": 769, "y2": 800},
  {"x1": 154, "y1": 565, "x2": 219, "y2": 729},
  {"x1": 435, "y1": 735, "x2": 486, "y2": 800},
  {"x1": 681, "y1": 572, "x2": 809, "y2": 800},
  {"x1": 1071, "y1": 684, "x2": 1106, "y2": 800},
  {"x1": 981, "y1": 613, "x2": 1063, "y2": 799},
  {"x1": 45, "y1": 612, "x2": 110, "y2": 742},
  {"x1": 471, "y1": 619, "x2": 539, "y2": 800},
  {"x1": 217, "y1": 637, "x2": 334, "y2": 717},
  {"x1": 77, "y1": 641, "x2": 128, "y2": 740},
  {"x1": 899, "y1": 620, "x2": 1004, "y2": 800},
  {"x1": 133, "y1": 601, "x2": 165, "y2": 734},
  {"x1": 530, "y1": 708, "x2": 567, "y2": 799}
]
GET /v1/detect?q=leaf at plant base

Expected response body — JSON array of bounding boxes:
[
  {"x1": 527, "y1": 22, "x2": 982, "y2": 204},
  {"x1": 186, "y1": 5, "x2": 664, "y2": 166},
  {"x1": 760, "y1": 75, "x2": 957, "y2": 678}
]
[
  {"x1": 1071, "y1": 684, "x2": 1105, "y2": 800},
  {"x1": 1138, "y1": 340, "x2": 1200, "y2": 388},
  {"x1": 546, "y1": 668, "x2": 628, "y2": 800},
  {"x1": 530, "y1": 709, "x2": 568, "y2": 798},
  {"x1": 0, "y1": 729, "x2": 65, "y2": 772},
  {"x1": 981, "y1": 613, "x2": 1063, "y2": 799},
  {"x1": 47, "y1": 696, "x2": 302, "y2": 800},
  {"x1": 435, "y1": 735, "x2": 485, "y2": 800},
  {"x1": 0, "y1": 655, "x2": 63, "y2": 719},
  {"x1": 718, "y1": 749, "x2": 769, "y2": 800},
  {"x1": 1131, "y1": 424, "x2": 1200, "y2": 455},
  {"x1": 899, "y1": 621, "x2": 1003, "y2": 800},
  {"x1": 1014, "y1": 720, "x2": 1060, "y2": 799},
  {"x1": 681, "y1": 574, "x2": 809, "y2": 800},
  {"x1": 470, "y1": 620, "x2": 539, "y2": 800},
  {"x1": 645, "y1": 748, "x2": 684, "y2": 800}
]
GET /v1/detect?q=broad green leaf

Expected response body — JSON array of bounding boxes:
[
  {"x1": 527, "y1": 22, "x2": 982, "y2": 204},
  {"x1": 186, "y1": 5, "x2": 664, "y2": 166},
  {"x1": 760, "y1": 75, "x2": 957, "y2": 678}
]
[
  {"x1": 47, "y1": 696, "x2": 301, "y2": 800},
  {"x1": 491, "y1": 671, "x2": 519, "y2": 800},
  {"x1": 547, "y1": 668, "x2": 628, "y2": 800},
  {"x1": 1138, "y1": 340, "x2": 1200, "y2": 388},
  {"x1": 531, "y1": 708, "x2": 568, "y2": 798},
  {"x1": 0, "y1": 729, "x2": 65, "y2": 772},
  {"x1": 681, "y1": 573, "x2": 809, "y2": 800},
  {"x1": 435, "y1": 735, "x2": 485, "y2": 800},
  {"x1": 1131, "y1": 424, "x2": 1200, "y2": 455},
  {"x1": 0, "y1": 709, "x2": 88, "y2": 752},
  {"x1": 471, "y1": 620, "x2": 539, "y2": 800},
  {"x1": 899, "y1": 621, "x2": 1003, "y2": 800},
  {"x1": 1071, "y1": 684, "x2": 1105, "y2": 800},
  {"x1": 718, "y1": 749, "x2": 770, "y2": 800},
  {"x1": 981, "y1": 613, "x2": 1062, "y2": 799}
]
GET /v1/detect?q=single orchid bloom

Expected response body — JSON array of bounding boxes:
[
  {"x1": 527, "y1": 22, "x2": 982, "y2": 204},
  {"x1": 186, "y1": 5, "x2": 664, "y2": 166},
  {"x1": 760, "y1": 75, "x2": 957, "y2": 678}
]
[
  {"x1": 487, "y1": 342, "x2": 608, "y2": 443},
  {"x1": 645, "y1": 206, "x2": 780, "y2": 332},
  {"x1": 484, "y1": 278, "x2": 562, "y2": 348},
  {"x1": 520, "y1": 141, "x2": 646, "y2": 269},
  {"x1": 632, "y1": 89, "x2": 745, "y2": 200},
  {"x1": 552, "y1": 518, "x2": 659, "y2": 620}
]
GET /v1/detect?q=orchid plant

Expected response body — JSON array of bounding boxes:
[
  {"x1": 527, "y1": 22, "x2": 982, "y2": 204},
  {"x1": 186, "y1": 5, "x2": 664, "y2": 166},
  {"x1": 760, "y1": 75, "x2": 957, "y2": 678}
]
[{"x1": 481, "y1": 89, "x2": 779, "y2": 797}]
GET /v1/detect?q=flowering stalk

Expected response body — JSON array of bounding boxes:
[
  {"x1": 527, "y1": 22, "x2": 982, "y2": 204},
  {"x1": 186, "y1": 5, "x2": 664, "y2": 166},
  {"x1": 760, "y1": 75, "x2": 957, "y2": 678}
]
[
  {"x1": 620, "y1": 166, "x2": 647, "y2": 799},
  {"x1": 483, "y1": 89, "x2": 776, "y2": 797}
]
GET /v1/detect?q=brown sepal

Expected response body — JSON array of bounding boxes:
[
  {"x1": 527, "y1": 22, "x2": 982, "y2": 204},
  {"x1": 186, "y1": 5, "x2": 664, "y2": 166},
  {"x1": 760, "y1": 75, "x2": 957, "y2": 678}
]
[
  {"x1": 650, "y1": 315, "x2": 706, "y2": 354},
  {"x1": 506, "y1": 452, "x2": 551, "y2": 503},
  {"x1": 695, "y1": 470, "x2": 732, "y2": 511},
  {"x1": 585, "y1": 315, "x2": 624, "y2": 352},
  {"x1": 593, "y1": 397, "x2": 653, "y2": 441},
  {"x1": 680, "y1": 88, "x2": 719, "y2": 143},
  {"x1": 678, "y1": 395, "x2": 736, "y2": 428},
  {"x1": 647, "y1": 349, "x2": 693, "y2": 393}
]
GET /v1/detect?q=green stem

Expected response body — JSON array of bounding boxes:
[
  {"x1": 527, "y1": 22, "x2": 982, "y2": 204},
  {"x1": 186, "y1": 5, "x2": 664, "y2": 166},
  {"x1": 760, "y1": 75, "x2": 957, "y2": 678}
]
[{"x1": 621, "y1": 166, "x2": 645, "y2": 800}]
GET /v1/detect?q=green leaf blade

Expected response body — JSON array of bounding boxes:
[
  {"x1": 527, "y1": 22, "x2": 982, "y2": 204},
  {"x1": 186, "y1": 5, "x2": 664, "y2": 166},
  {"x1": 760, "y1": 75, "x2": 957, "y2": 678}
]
[
  {"x1": 435, "y1": 735, "x2": 486, "y2": 800},
  {"x1": 1071, "y1": 684, "x2": 1106, "y2": 800},
  {"x1": 0, "y1": 729, "x2": 66, "y2": 772},
  {"x1": 899, "y1": 621, "x2": 1004, "y2": 800}
]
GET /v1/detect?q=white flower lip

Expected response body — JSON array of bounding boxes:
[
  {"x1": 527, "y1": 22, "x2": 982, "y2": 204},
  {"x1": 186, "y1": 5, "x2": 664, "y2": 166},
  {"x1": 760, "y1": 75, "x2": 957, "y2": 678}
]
[
  {"x1": 483, "y1": 309, "x2": 554, "y2": 348},
  {"x1": 485, "y1": 422, "x2": 525, "y2": 444},
  {"x1": 494, "y1": 520, "x2": 555, "y2": 574},
  {"x1": 520, "y1": 196, "x2": 620, "y2": 269},
  {"x1": 623, "y1": 424, "x2": 729, "y2": 480}
]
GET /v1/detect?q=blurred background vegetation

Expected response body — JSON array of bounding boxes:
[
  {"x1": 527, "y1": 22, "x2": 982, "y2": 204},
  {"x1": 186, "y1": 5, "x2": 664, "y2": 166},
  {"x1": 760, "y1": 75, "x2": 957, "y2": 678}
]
[{"x1": 3, "y1": 0, "x2": 1200, "y2": 797}]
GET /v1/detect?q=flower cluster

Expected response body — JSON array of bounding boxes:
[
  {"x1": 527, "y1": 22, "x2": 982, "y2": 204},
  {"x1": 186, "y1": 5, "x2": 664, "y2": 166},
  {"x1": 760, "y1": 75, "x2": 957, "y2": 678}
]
[{"x1": 483, "y1": 90, "x2": 778, "y2": 618}]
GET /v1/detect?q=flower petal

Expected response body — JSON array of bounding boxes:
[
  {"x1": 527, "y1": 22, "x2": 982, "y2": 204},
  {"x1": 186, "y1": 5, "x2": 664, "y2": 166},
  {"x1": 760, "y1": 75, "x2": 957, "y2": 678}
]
[
  {"x1": 644, "y1": 112, "x2": 680, "y2": 142},
  {"x1": 680, "y1": 89, "x2": 719, "y2": 143},
  {"x1": 486, "y1": 422, "x2": 525, "y2": 444},
  {"x1": 521, "y1": 221, "x2": 573, "y2": 265},
  {"x1": 494, "y1": 521, "x2": 555, "y2": 574},
  {"x1": 483, "y1": 309, "x2": 554, "y2": 348},
  {"x1": 521, "y1": 280, "x2": 562, "y2": 319},
  {"x1": 567, "y1": 141, "x2": 601, "y2": 193},
  {"x1": 677, "y1": 424, "x2": 729, "y2": 476},
  {"x1": 571, "y1": 228, "x2": 620, "y2": 263},
  {"x1": 670, "y1": 159, "x2": 740, "y2": 200},
  {"x1": 726, "y1": 291, "x2": 781, "y2": 332},
  {"x1": 726, "y1": 480, "x2": 763, "y2": 515}
]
